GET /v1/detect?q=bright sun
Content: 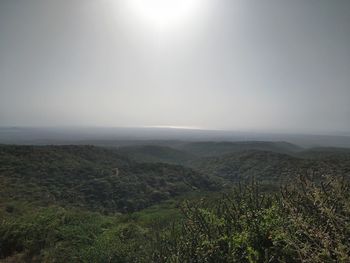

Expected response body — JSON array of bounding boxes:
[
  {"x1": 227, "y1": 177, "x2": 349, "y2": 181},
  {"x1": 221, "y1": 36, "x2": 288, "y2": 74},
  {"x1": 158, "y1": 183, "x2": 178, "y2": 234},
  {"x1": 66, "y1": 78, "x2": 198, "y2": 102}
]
[{"x1": 123, "y1": 0, "x2": 204, "y2": 31}]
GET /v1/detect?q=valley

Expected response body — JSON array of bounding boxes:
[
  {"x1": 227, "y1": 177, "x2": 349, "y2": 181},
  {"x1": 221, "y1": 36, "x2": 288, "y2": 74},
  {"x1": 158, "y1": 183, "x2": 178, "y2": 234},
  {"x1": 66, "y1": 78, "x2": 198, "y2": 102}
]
[{"x1": 1, "y1": 141, "x2": 349, "y2": 262}]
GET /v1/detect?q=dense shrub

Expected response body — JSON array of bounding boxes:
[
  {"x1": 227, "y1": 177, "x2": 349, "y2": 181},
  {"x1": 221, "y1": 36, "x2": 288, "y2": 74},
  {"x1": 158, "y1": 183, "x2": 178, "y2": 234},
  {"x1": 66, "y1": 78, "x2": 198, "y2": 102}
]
[
  {"x1": 280, "y1": 175, "x2": 350, "y2": 263},
  {"x1": 152, "y1": 176, "x2": 350, "y2": 263},
  {"x1": 0, "y1": 206, "x2": 150, "y2": 262}
]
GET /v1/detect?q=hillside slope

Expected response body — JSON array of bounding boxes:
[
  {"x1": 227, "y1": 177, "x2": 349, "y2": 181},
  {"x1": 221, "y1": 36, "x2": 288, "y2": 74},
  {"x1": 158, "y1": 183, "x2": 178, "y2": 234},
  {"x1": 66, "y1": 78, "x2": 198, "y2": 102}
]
[
  {"x1": 0, "y1": 145, "x2": 219, "y2": 213},
  {"x1": 177, "y1": 141, "x2": 302, "y2": 157},
  {"x1": 190, "y1": 149, "x2": 350, "y2": 185},
  {"x1": 117, "y1": 145, "x2": 194, "y2": 165}
]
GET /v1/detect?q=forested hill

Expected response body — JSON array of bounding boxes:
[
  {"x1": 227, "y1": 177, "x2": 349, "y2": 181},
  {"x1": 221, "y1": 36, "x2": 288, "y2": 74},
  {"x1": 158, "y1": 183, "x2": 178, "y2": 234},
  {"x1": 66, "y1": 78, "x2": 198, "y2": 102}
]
[
  {"x1": 0, "y1": 145, "x2": 219, "y2": 213},
  {"x1": 117, "y1": 145, "x2": 195, "y2": 165},
  {"x1": 1, "y1": 143, "x2": 350, "y2": 262},
  {"x1": 114, "y1": 142, "x2": 350, "y2": 190},
  {"x1": 175, "y1": 141, "x2": 303, "y2": 157},
  {"x1": 189, "y1": 149, "x2": 350, "y2": 185},
  {"x1": 2, "y1": 143, "x2": 349, "y2": 215},
  {"x1": 114, "y1": 141, "x2": 303, "y2": 165}
]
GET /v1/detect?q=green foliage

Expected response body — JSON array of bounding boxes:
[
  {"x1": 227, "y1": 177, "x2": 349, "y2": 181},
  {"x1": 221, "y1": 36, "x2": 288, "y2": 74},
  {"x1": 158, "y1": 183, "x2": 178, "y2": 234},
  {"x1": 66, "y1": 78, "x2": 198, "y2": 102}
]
[
  {"x1": 178, "y1": 141, "x2": 302, "y2": 157},
  {"x1": 153, "y1": 181, "x2": 284, "y2": 263},
  {"x1": 190, "y1": 149, "x2": 350, "y2": 186},
  {"x1": 118, "y1": 145, "x2": 195, "y2": 165},
  {"x1": 1, "y1": 176, "x2": 350, "y2": 262},
  {"x1": 153, "y1": 177, "x2": 350, "y2": 263},
  {"x1": 81, "y1": 223, "x2": 151, "y2": 263},
  {"x1": 280, "y1": 175, "x2": 350, "y2": 263},
  {"x1": 0, "y1": 145, "x2": 219, "y2": 213},
  {"x1": 0, "y1": 204, "x2": 152, "y2": 262},
  {"x1": 1, "y1": 143, "x2": 350, "y2": 262}
]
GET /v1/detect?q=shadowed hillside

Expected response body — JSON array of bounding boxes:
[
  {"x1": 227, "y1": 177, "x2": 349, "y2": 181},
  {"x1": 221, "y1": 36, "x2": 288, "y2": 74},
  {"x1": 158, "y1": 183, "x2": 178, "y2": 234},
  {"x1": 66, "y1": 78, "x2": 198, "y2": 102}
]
[
  {"x1": 117, "y1": 145, "x2": 195, "y2": 165},
  {"x1": 190, "y1": 149, "x2": 350, "y2": 187},
  {"x1": 297, "y1": 147, "x2": 350, "y2": 160},
  {"x1": 176, "y1": 141, "x2": 303, "y2": 157},
  {"x1": 0, "y1": 145, "x2": 219, "y2": 213}
]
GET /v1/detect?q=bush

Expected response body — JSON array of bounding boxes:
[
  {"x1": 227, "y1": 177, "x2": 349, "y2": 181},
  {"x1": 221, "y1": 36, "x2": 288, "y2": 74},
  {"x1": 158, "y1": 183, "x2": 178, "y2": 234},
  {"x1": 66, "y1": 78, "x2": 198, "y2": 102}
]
[
  {"x1": 280, "y1": 175, "x2": 350, "y2": 263},
  {"x1": 152, "y1": 176, "x2": 350, "y2": 263}
]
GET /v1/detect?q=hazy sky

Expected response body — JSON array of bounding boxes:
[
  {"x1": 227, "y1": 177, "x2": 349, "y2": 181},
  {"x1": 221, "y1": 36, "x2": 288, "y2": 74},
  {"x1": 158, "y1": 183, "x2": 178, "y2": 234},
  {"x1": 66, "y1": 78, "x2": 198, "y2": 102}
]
[{"x1": 0, "y1": 0, "x2": 349, "y2": 134}]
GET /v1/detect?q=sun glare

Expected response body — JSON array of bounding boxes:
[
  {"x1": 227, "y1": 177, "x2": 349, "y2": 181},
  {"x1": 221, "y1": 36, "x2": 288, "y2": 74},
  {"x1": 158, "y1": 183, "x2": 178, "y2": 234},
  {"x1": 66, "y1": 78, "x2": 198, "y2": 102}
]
[{"x1": 122, "y1": 0, "x2": 205, "y2": 31}]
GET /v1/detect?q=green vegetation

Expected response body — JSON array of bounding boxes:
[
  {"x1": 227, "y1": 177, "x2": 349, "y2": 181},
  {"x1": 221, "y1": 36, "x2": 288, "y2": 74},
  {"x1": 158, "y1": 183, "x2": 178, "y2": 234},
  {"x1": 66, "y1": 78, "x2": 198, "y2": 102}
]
[
  {"x1": 0, "y1": 145, "x2": 218, "y2": 213},
  {"x1": 0, "y1": 204, "x2": 152, "y2": 262},
  {"x1": 117, "y1": 145, "x2": 195, "y2": 165},
  {"x1": 154, "y1": 176, "x2": 350, "y2": 263},
  {"x1": 0, "y1": 142, "x2": 349, "y2": 262},
  {"x1": 176, "y1": 141, "x2": 302, "y2": 157},
  {"x1": 190, "y1": 149, "x2": 350, "y2": 185}
]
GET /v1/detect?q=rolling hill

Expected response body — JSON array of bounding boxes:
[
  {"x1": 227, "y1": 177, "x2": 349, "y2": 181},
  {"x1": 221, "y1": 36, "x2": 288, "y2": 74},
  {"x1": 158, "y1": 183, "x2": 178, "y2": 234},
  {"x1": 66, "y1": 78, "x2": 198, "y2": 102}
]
[
  {"x1": 117, "y1": 145, "x2": 195, "y2": 165},
  {"x1": 189, "y1": 149, "x2": 350, "y2": 185},
  {"x1": 0, "y1": 145, "x2": 219, "y2": 213},
  {"x1": 176, "y1": 141, "x2": 303, "y2": 157}
]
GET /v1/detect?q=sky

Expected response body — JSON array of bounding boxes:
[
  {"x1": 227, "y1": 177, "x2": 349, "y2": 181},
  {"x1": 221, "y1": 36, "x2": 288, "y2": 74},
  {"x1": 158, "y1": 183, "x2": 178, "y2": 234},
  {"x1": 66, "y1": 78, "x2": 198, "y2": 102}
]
[{"x1": 0, "y1": 0, "x2": 349, "y2": 135}]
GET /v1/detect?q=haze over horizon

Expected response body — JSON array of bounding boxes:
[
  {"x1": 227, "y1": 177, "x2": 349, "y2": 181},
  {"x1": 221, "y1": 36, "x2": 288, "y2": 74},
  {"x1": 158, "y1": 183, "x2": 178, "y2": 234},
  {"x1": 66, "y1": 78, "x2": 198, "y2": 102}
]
[{"x1": 1, "y1": 0, "x2": 350, "y2": 135}]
